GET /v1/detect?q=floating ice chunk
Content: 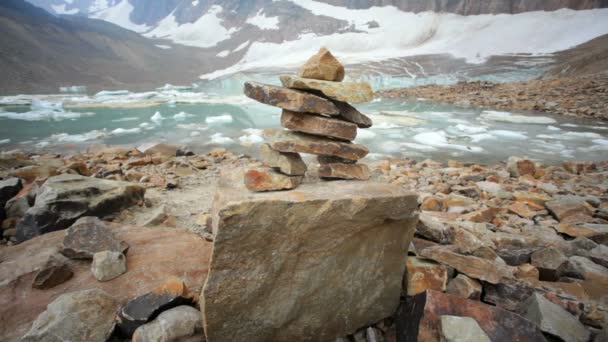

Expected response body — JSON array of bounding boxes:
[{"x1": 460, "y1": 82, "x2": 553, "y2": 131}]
[
  {"x1": 402, "y1": 143, "x2": 437, "y2": 152},
  {"x1": 379, "y1": 141, "x2": 401, "y2": 153},
  {"x1": 190, "y1": 131, "x2": 201, "y2": 137},
  {"x1": 355, "y1": 129, "x2": 377, "y2": 140},
  {"x1": 593, "y1": 139, "x2": 608, "y2": 145},
  {"x1": 173, "y1": 111, "x2": 194, "y2": 120},
  {"x1": 112, "y1": 117, "x2": 139, "y2": 122},
  {"x1": 139, "y1": 122, "x2": 154, "y2": 130},
  {"x1": 373, "y1": 122, "x2": 400, "y2": 129},
  {"x1": 31, "y1": 99, "x2": 63, "y2": 111},
  {"x1": 0, "y1": 110, "x2": 94, "y2": 121},
  {"x1": 547, "y1": 125, "x2": 561, "y2": 131},
  {"x1": 239, "y1": 128, "x2": 264, "y2": 145},
  {"x1": 0, "y1": 139, "x2": 10, "y2": 144},
  {"x1": 50, "y1": 130, "x2": 107, "y2": 143},
  {"x1": 564, "y1": 131, "x2": 603, "y2": 139},
  {"x1": 489, "y1": 130, "x2": 528, "y2": 140},
  {"x1": 155, "y1": 44, "x2": 172, "y2": 49},
  {"x1": 157, "y1": 84, "x2": 193, "y2": 91},
  {"x1": 111, "y1": 127, "x2": 142, "y2": 135},
  {"x1": 208, "y1": 133, "x2": 234, "y2": 145},
  {"x1": 561, "y1": 123, "x2": 579, "y2": 127},
  {"x1": 469, "y1": 133, "x2": 495, "y2": 143},
  {"x1": 413, "y1": 130, "x2": 483, "y2": 153},
  {"x1": 95, "y1": 90, "x2": 130, "y2": 97},
  {"x1": 151, "y1": 112, "x2": 165, "y2": 124},
  {"x1": 455, "y1": 124, "x2": 487, "y2": 134},
  {"x1": 206, "y1": 114, "x2": 233, "y2": 124},
  {"x1": 480, "y1": 111, "x2": 557, "y2": 124},
  {"x1": 177, "y1": 123, "x2": 209, "y2": 131}
]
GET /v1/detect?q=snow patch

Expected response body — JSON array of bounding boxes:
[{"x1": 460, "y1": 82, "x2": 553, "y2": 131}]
[
  {"x1": 51, "y1": 4, "x2": 79, "y2": 14},
  {"x1": 208, "y1": 133, "x2": 234, "y2": 145},
  {"x1": 246, "y1": 9, "x2": 280, "y2": 30},
  {"x1": 173, "y1": 111, "x2": 194, "y2": 120},
  {"x1": 155, "y1": 44, "x2": 172, "y2": 49},
  {"x1": 90, "y1": 0, "x2": 150, "y2": 33},
  {"x1": 413, "y1": 131, "x2": 483, "y2": 153},
  {"x1": 145, "y1": 5, "x2": 235, "y2": 48},
  {"x1": 239, "y1": 128, "x2": 264, "y2": 145},
  {"x1": 217, "y1": 50, "x2": 230, "y2": 57}
]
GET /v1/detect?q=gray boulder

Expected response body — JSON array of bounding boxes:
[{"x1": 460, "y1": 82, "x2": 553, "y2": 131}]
[
  {"x1": 21, "y1": 288, "x2": 119, "y2": 342},
  {"x1": 519, "y1": 292, "x2": 590, "y2": 342},
  {"x1": 16, "y1": 174, "x2": 145, "y2": 241},
  {"x1": 0, "y1": 177, "x2": 22, "y2": 222},
  {"x1": 132, "y1": 306, "x2": 204, "y2": 342},
  {"x1": 60, "y1": 216, "x2": 129, "y2": 259},
  {"x1": 91, "y1": 251, "x2": 127, "y2": 282},
  {"x1": 440, "y1": 315, "x2": 491, "y2": 342}
]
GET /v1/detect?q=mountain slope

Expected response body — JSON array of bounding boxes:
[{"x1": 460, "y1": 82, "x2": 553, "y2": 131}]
[{"x1": 0, "y1": 0, "x2": 231, "y2": 94}]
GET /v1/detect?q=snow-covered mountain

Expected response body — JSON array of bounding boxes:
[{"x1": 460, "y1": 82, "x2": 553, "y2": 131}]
[{"x1": 18, "y1": 0, "x2": 608, "y2": 82}]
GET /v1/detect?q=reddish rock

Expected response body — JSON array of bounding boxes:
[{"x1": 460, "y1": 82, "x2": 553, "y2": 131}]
[
  {"x1": 395, "y1": 290, "x2": 546, "y2": 342},
  {"x1": 280, "y1": 75, "x2": 374, "y2": 104},
  {"x1": 513, "y1": 191, "x2": 552, "y2": 206},
  {"x1": 265, "y1": 128, "x2": 369, "y2": 161},
  {"x1": 243, "y1": 81, "x2": 339, "y2": 115},
  {"x1": 445, "y1": 274, "x2": 482, "y2": 300},
  {"x1": 420, "y1": 197, "x2": 444, "y2": 212},
  {"x1": 259, "y1": 143, "x2": 307, "y2": 176},
  {"x1": 461, "y1": 207, "x2": 499, "y2": 223},
  {"x1": 515, "y1": 263, "x2": 540, "y2": 279},
  {"x1": 281, "y1": 110, "x2": 357, "y2": 141},
  {"x1": 333, "y1": 101, "x2": 373, "y2": 128},
  {"x1": 546, "y1": 198, "x2": 593, "y2": 221},
  {"x1": 508, "y1": 202, "x2": 537, "y2": 219},
  {"x1": 298, "y1": 47, "x2": 345, "y2": 82},
  {"x1": 419, "y1": 246, "x2": 514, "y2": 284},
  {"x1": 563, "y1": 161, "x2": 596, "y2": 175},
  {"x1": 318, "y1": 163, "x2": 370, "y2": 180},
  {"x1": 0, "y1": 223, "x2": 213, "y2": 341},
  {"x1": 244, "y1": 168, "x2": 302, "y2": 192},
  {"x1": 405, "y1": 257, "x2": 448, "y2": 296}
]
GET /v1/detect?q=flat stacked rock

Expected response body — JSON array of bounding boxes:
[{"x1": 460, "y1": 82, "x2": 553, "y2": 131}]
[{"x1": 243, "y1": 47, "x2": 374, "y2": 191}]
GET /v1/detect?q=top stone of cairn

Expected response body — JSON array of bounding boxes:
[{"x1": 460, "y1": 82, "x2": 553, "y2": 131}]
[{"x1": 298, "y1": 47, "x2": 345, "y2": 82}]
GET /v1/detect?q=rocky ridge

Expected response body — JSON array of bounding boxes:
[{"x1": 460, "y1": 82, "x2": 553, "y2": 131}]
[{"x1": 378, "y1": 72, "x2": 608, "y2": 120}]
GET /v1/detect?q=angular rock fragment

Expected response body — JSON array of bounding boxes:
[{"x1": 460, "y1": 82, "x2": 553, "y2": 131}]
[
  {"x1": 482, "y1": 279, "x2": 536, "y2": 311},
  {"x1": 60, "y1": 217, "x2": 129, "y2": 259},
  {"x1": 0, "y1": 177, "x2": 22, "y2": 206},
  {"x1": 317, "y1": 155, "x2": 356, "y2": 164},
  {"x1": 318, "y1": 163, "x2": 370, "y2": 180},
  {"x1": 32, "y1": 254, "x2": 73, "y2": 289},
  {"x1": 244, "y1": 168, "x2": 302, "y2": 192},
  {"x1": 513, "y1": 191, "x2": 552, "y2": 206},
  {"x1": 132, "y1": 306, "x2": 204, "y2": 342},
  {"x1": 333, "y1": 100, "x2": 373, "y2": 128},
  {"x1": 281, "y1": 110, "x2": 357, "y2": 141},
  {"x1": 446, "y1": 274, "x2": 482, "y2": 300},
  {"x1": 259, "y1": 143, "x2": 307, "y2": 176},
  {"x1": 531, "y1": 247, "x2": 568, "y2": 281},
  {"x1": 117, "y1": 278, "x2": 192, "y2": 337},
  {"x1": 137, "y1": 142, "x2": 180, "y2": 157},
  {"x1": 507, "y1": 156, "x2": 536, "y2": 177},
  {"x1": 243, "y1": 81, "x2": 339, "y2": 115},
  {"x1": 395, "y1": 290, "x2": 546, "y2": 342},
  {"x1": 298, "y1": 47, "x2": 345, "y2": 81},
  {"x1": 515, "y1": 263, "x2": 540, "y2": 279},
  {"x1": 559, "y1": 255, "x2": 608, "y2": 281},
  {"x1": 546, "y1": 198, "x2": 593, "y2": 221},
  {"x1": 519, "y1": 292, "x2": 590, "y2": 342},
  {"x1": 508, "y1": 202, "x2": 538, "y2": 219},
  {"x1": 280, "y1": 75, "x2": 374, "y2": 103},
  {"x1": 91, "y1": 251, "x2": 127, "y2": 282},
  {"x1": 440, "y1": 315, "x2": 491, "y2": 342},
  {"x1": 405, "y1": 257, "x2": 448, "y2": 296},
  {"x1": 416, "y1": 212, "x2": 454, "y2": 244},
  {"x1": 21, "y1": 289, "x2": 119, "y2": 342},
  {"x1": 264, "y1": 128, "x2": 369, "y2": 160},
  {"x1": 16, "y1": 174, "x2": 145, "y2": 242},
  {"x1": 204, "y1": 170, "x2": 418, "y2": 341},
  {"x1": 497, "y1": 247, "x2": 540, "y2": 266},
  {"x1": 419, "y1": 246, "x2": 514, "y2": 284}
]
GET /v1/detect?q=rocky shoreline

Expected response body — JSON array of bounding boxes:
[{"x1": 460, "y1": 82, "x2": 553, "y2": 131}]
[
  {"x1": 1, "y1": 142, "x2": 607, "y2": 341},
  {"x1": 377, "y1": 72, "x2": 608, "y2": 121}
]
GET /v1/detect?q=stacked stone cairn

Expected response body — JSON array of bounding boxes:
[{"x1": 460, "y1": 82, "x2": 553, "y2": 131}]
[{"x1": 243, "y1": 47, "x2": 375, "y2": 192}]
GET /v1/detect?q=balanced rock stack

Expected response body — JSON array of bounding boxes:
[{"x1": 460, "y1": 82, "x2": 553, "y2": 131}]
[{"x1": 243, "y1": 48, "x2": 374, "y2": 191}]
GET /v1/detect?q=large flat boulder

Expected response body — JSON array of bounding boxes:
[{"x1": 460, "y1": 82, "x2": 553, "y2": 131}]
[
  {"x1": 16, "y1": 174, "x2": 145, "y2": 241},
  {"x1": 281, "y1": 110, "x2": 357, "y2": 141},
  {"x1": 203, "y1": 168, "x2": 418, "y2": 341},
  {"x1": 0, "y1": 223, "x2": 212, "y2": 341}
]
